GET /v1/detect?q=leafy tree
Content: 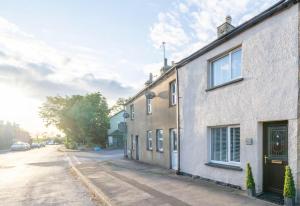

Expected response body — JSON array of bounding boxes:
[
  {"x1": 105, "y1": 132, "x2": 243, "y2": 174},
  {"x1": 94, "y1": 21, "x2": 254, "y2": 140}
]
[
  {"x1": 246, "y1": 163, "x2": 255, "y2": 189},
  {"x1": 109, "y1": 97, "x2": 129, "y2": 115},
  {"x1": 283, "y1": 165, "x2": 296, "y2": 198},
  {"x1": 39, "y1": 92, "x2": 109, "y2": 147}
]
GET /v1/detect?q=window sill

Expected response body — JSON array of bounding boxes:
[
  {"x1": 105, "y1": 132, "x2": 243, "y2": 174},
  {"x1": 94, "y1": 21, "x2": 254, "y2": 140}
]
[
  {"x1": 205, "y1": 162, "x2": 242, "y2": 171},
  {"x1": 146, "y1": 149, "x2": 153, "y2": 151},
  {"x1": 206, "y1": 77, "x2": 243, "y2": 92},
  {"x1": 156, "y1": 150, "x2": 164, "y2": 153}
]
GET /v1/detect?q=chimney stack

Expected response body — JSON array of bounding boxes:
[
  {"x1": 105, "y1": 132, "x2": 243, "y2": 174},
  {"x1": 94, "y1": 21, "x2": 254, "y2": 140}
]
[
  {"x1": 160, "y1": 58, "x2": 171, "y2": 74},
  {"x1": 217, "y1": 15, "x2": 235, "y2": 37},
  {"x1": 145, "y1": 73, "x2": 153, "y2": 86}
]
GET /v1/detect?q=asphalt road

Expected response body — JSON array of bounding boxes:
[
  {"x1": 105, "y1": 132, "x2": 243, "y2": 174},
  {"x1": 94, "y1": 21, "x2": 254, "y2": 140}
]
[{"x1": 0, "y1": 145, "x2": 100, "y2": 206}]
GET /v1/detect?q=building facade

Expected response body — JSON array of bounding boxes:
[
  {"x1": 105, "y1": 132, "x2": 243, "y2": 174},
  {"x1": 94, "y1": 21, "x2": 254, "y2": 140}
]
[
  {"x1": 125, "y1": 68, "x2": 178, "y2": 169},
  {"x1": 177, "y1": 0, "x2": 300, "y2": 200},
  {"x1": 107, "y1": 110, "x2": 125, "y2": 148}
]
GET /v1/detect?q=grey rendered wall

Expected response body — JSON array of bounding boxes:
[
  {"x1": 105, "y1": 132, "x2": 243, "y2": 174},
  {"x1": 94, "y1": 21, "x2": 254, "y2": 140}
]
[
  {"x1": 178, "y1": 4, "x2": 298, "y2": 193},
  {"x1": 125, "y1": 71, "x2": 177, "y2": 168}
]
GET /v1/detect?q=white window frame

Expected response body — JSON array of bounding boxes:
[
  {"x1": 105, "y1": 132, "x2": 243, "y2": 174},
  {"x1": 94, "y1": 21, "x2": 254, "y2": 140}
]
[
  {"x1": 209, "y1": 125, "x2": 240, "y2": 166},
  {"x1": 170, "y1": 81, "x2": 177, "y2": 106},
  {"x1": 146, "y1": 130, "x2": 153, "y2": 150},
  {"x1": 130, "y1": 104, "x2": 134, "y2": 120},
  {"x1": 146, "y1": 98, "x2": 152, "y2": 114},
  {"x1": 209, "y1": 48, "x2": 242, "y2": 88},
  {"x1": 156, "y1": 129, "x2": 163, "y2": 152}
]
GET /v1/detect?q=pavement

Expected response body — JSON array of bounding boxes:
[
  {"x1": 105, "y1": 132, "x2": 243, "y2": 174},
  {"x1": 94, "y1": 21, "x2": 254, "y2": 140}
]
[
  {"x1": 0, "y1": 145, "x2": 100, "y2": 206},
  {"x1": 66, "y1": 149, "x2": 276, "y2": 206}
]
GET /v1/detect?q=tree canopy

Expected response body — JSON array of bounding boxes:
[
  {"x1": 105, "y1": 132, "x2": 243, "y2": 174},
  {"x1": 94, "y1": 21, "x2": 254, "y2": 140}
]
[
  {"x1": 109, "y1": 97, "x2": 129, "y2": 115},
  {"x1": 39, "y1": 92, "x2": 109, "y2": 147}
]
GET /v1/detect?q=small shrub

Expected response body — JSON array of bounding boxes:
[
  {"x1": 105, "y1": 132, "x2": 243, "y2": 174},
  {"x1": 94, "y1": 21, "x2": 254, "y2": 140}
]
[
  {"x1": 246, "y1": 163, "x2": 255, "y2": 189},
  {"x1": 283, "y1": 165, "x2": 296, "y2": 198},
  {"x1": 64, "y1": 140, "x2": 77, "y2": 150}
]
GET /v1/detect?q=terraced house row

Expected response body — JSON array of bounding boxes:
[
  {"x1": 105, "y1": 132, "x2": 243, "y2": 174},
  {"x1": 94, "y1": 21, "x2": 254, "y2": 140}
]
[{"x1": 124, "y1": 0, "x2": 300, "y2": 203}]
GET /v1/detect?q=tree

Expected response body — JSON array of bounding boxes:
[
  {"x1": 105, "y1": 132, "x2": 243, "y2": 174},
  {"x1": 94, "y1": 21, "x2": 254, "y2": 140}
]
[
  {"x1": 39, "y1": 92, "x2": 109, "y2": 147},
  {"x1": 283, "y1": 165, "x2": 295, "y2": 198},
  {"x1": 246, "y1": 163, "x2": 255, "y2": 189},
  {"x1": 109, "y1": 97, "x2": 129, "y2": 115}
]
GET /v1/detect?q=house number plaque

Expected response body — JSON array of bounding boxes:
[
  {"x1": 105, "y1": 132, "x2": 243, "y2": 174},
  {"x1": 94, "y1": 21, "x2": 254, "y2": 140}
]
[{"x1": 245, "y1": 138, "x2": 253, "y2": 145}]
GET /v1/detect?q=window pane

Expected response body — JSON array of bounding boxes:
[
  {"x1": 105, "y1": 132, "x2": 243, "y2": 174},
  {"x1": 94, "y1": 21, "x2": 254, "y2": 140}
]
[
  {"x1": 211, "y1": 127, "x2": 227, "y2": 162},
  {"x1": 170, "y1": 82, "x2": 176, "y2": 105},
  {"x1": 157, "y1": 130, "x2": 163, "y2": 151},
  {"x1": 211, "y1": 128, "x2": 221, "y2": 161},
  {"x1": 212, "y1": 55, "x2": 230, "y2": 86},
  {"x1": 221, "y1": 128, "x2": 228, "y2": 162},
  {"x1": 231, "y1": 50, "x2": 241, "y2": 79},
  {"x1": 230, "y1": 128, "x2": 240, "y2": 162}
]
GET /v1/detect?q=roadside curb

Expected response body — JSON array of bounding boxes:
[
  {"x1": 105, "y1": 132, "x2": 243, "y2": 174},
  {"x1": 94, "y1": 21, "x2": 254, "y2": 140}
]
[
  {"x1": 57, "y1": 146, "x2": 80, "y2": 152},
  {"x1": 68, "y1": 155, "x2": 113, "y2": 206}
]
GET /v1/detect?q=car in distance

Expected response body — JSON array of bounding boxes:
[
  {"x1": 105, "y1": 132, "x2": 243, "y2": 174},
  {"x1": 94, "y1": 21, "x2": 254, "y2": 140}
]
[
  {"x1": 31, "y1": 143, "x2": 41, "y2": 148},
  {"x1": 11, "y1": 142, "x2": 30, "y2": 151}
]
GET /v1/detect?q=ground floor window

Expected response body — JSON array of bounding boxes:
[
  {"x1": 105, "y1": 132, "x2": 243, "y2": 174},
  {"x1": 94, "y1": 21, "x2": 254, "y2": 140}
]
[
  {"x1": 146, "y1": 130, "x2": 153, "y2": 150},
  {"x1": 210, "y1": 126, "x2": 240, "y2": 164},
  {"x1": 156, "y1": 129, "x2": 163, "y2": 152}
]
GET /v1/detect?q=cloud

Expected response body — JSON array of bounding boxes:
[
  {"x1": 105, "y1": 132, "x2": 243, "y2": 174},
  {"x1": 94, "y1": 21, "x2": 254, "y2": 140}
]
[
  {"x1": 149, "y1": 0, "x2": 280, "y2": 62},
  {"x1": 149, "y1": 11, "x2": 190, "y2": 50},
  {"x1": 0, "y1": 16, "x2": 135, "y2": 103}
]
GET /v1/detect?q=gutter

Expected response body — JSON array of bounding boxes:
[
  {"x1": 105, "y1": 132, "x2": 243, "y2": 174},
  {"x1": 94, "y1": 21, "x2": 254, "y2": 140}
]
[{"x1": 175, "y1": 66, "x2": 181, "y2": 175}]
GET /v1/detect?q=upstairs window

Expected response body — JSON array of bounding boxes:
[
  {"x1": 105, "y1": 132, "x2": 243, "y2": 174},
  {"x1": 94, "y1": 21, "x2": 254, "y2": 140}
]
[
  {"x1": 210, "y1": 48, "x2": 241, "y2": 87},
  {"x1": 146, "y1": 98, "x2": 152, "y2": 114},
  {"x1": 146, "y1": 130, "x2": 153, "y2": 150},
  {"x1": 130, "y1": 104, "x2": 134, "y2": 120},
  {"x1": 156, "y1": 129, "x2": 163, "y2": 152},
  {"x1": 170, "y1": 81, "x2": 177, "y2": 106}
]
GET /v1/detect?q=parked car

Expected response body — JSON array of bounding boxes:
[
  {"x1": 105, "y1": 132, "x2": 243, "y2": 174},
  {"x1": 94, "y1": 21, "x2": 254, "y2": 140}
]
[
  {"x1": 40, "y1": 142, "x2": 46, "y2": 147},
  {"x1": 11, "y1": 142, "x2": 30, "y2": 151},
  {"x1": 31, "y1": 143, "x2": 41, "y2": 148}
]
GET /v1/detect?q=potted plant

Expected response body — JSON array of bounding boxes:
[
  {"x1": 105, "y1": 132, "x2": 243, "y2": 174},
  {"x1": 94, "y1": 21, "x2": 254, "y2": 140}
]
[
  {"x1": 283, "y1": 166, "x2": 295, "y2": 206},
  {"x1": 246, "y1": 163, "x2": 256, "y2": 197}
]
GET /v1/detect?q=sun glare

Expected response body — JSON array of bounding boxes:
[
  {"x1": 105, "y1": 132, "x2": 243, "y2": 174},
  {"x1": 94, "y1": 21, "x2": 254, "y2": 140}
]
[{"x1": 0, "y1": 84, "x2": 42, "y2": 133}]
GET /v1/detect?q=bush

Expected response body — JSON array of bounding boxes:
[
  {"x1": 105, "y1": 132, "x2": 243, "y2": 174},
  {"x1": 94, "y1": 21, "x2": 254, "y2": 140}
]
[
  {"x1": 64, "y1": 140, "x2": 77, "y2": 150},
  {"x1": 283, "y1": 165, "x2": 296, "y2": 198},
  {"x1": 246, "y1": 163, "x2": 255, "y2": 189}
]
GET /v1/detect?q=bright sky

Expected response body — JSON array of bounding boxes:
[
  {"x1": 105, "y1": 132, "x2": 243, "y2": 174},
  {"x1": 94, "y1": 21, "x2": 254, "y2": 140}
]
[{"x1": 0, "y1": 0, "x2": 279, "y2": 135}]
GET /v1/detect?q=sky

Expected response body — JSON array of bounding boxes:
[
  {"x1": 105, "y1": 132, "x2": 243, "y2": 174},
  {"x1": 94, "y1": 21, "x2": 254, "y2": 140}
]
[{"x1": 0, "y1": 0, "x2": 279, "y2": 135}]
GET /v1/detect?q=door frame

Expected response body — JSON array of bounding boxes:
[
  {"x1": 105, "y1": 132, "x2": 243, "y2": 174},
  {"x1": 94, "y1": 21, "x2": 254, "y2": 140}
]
[{"x1": 262, "y1": 121, "x2": 288, "y2": 194}]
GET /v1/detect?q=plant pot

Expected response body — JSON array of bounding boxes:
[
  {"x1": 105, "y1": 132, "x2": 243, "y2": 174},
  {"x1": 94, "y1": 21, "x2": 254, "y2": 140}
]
[
  {"x1": 284, "y1": 197, "x2": 295, "y2": 206},
  {"x1": 247, "y1": 188, "x2": 256, "y2": 197}
]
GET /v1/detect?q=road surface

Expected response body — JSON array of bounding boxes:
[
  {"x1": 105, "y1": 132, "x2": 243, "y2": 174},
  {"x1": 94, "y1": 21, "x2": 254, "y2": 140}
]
[{"x1": 0, "y1": 145, "x2": 103, "y2": 206}]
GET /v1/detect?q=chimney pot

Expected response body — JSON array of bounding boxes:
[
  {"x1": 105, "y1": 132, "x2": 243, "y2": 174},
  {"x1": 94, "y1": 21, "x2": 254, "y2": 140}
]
[{"x1": 226, "y1": 15, "x2": 232, "y2": 24}]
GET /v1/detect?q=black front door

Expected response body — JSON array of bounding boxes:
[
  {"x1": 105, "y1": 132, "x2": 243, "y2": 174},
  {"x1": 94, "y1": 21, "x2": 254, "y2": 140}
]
[
  {"x1": 263, "y1": 121, "x2": 288, "y2": 195},
  {"x1": 135, "y1": 135, "x2": 139, "y2": 160}
]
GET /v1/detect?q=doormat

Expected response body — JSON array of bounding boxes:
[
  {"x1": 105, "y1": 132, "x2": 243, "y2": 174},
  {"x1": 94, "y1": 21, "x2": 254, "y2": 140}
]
[{"x1": 257, "y1": 192, "x2": 284, "y2": 205}]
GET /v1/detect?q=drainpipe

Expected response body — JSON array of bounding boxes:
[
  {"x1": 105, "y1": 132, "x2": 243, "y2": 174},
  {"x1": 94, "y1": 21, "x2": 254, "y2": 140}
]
[{"x1": 175, "y1": 66, "x2": 181, "y2": 175}]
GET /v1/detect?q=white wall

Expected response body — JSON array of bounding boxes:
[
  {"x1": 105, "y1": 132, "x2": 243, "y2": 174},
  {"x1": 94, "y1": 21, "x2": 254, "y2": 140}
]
[
  {"x1": 178, "y1": 4, "x2": 299, "y2": 192},
  {"x1": 108, "y1": 111, "x2": 124, "y2": 135}
]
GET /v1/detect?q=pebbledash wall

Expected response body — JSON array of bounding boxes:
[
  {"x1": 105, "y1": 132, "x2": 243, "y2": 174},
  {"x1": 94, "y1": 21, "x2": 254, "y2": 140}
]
[
  {"x1": 178, "y1": 2, "x2": 299, "y2": 195},
  {"x1": 125, "y1": 69, "x2": 177, "y2": 168}
]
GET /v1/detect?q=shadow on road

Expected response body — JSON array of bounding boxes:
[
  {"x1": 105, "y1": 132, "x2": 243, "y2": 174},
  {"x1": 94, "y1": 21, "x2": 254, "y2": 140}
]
[{"x1": 27, "y1": 160, "x2": 66, "y2": 167}]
